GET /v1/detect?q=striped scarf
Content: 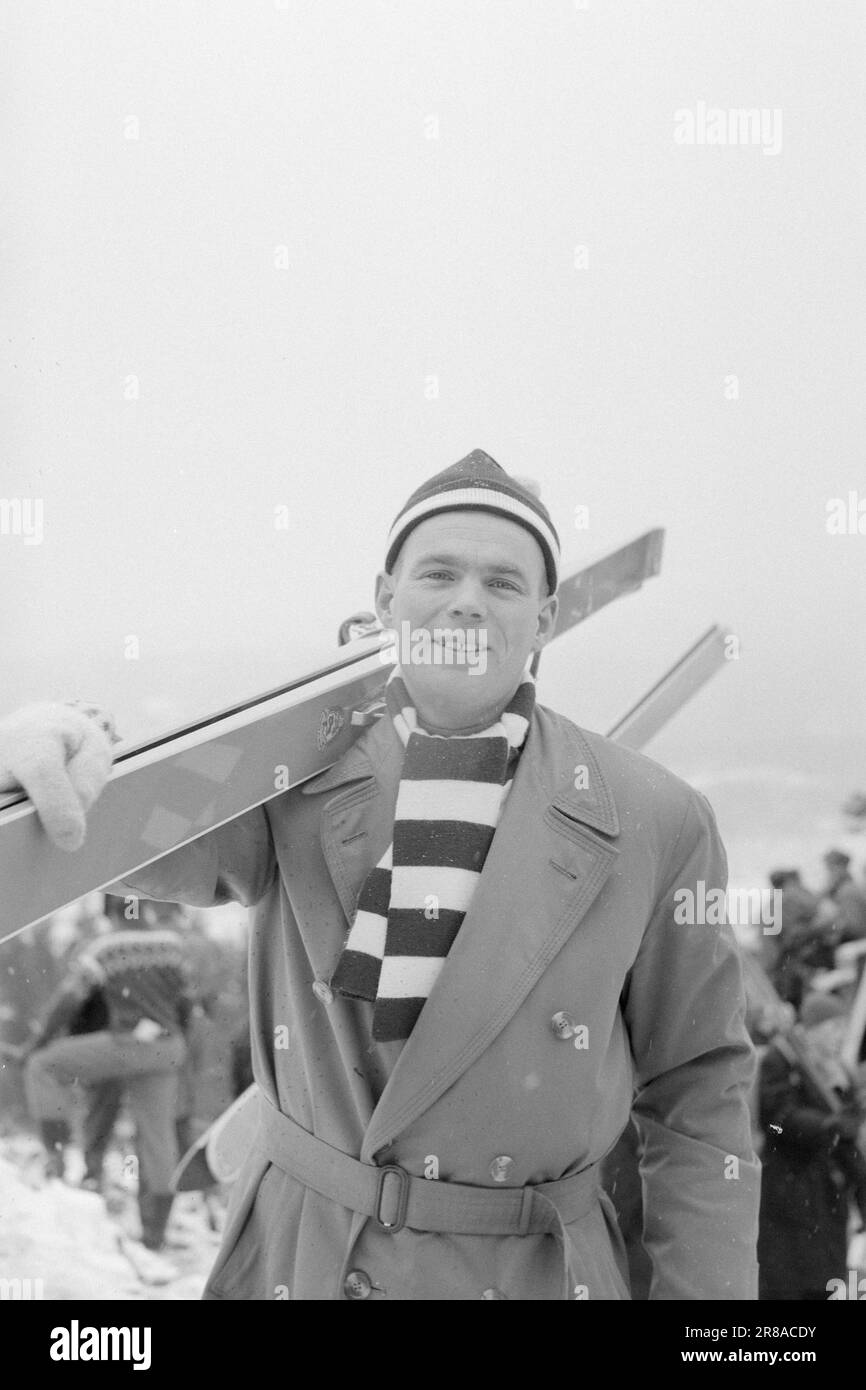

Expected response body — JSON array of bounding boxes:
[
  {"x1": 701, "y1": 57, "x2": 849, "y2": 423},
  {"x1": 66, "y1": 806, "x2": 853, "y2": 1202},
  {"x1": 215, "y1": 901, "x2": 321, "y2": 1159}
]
[{"x1": 330, "y1": 666, "x2": 535, "y2": 1041}]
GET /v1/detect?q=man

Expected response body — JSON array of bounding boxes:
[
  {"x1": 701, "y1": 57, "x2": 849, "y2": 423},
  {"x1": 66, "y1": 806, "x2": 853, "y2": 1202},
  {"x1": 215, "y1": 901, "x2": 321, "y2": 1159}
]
[
  {"x1": 820, "y1": 850, "x2": 866, "y2": 946},
  {"x1": 765, "y1": 868, "x2": 830, "y2": 1009},
  {"x1": 0, "y1": 449, "x2": 760, "y2": 1299},
  {"x1": 21, "y1": 912, "x2": 192, "y2": 1251}
]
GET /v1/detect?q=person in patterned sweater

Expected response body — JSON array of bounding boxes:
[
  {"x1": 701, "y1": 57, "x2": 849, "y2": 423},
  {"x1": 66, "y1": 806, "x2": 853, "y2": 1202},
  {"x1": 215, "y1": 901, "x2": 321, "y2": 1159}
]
[{"x1": 22, "y1": 913, "x2": 193, "y2": 1250}]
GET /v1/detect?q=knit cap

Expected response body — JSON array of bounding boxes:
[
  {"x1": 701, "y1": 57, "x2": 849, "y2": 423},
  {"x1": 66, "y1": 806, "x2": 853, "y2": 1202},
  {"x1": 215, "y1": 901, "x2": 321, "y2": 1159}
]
[{"x1": 384, "y1": 448, "x2": 560, "y2": 594}]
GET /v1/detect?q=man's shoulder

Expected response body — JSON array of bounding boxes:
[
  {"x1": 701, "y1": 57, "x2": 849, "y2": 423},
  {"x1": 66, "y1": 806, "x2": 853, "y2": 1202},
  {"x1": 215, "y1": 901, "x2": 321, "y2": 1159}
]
[{"x1": 532, "y1": 702, "x2": 713, "y2": 831}]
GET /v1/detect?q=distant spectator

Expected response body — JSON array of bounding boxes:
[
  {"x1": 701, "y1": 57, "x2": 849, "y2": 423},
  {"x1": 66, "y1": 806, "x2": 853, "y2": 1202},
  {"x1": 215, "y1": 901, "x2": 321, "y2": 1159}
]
[
  {"x1": 767, "y1": 869, "x2": 832, "y2": 1009},
  {"x1": 21, "y1": 916, "x2": 193, "y2": 1252},
  {"x1": 757, "y1": 991, "x2": 866, "y2": 1300},
  {"x1": 821, "y1": 850, "x2": 866, "y2": 945}
]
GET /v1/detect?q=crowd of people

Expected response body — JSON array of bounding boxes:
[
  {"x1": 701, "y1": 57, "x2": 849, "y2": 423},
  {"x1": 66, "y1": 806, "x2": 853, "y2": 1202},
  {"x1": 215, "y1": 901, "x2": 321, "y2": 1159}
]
[{"x1": 749, "y1": 849, "x2": 866, "y2": 1300}]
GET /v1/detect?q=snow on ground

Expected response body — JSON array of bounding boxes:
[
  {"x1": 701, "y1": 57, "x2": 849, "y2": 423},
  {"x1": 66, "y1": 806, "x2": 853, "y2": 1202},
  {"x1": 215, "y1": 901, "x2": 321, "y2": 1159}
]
[{"x1": 0, "y1": 1135, "x2": 222, "y2": 1301}]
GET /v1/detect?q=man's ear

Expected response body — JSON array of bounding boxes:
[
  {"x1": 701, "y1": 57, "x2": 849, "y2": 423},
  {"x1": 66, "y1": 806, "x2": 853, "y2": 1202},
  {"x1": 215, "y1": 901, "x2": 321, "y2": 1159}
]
[
  {"x1": 533, "y1": 592, "x2": 559, "y2": 652},
  {"x1": 374, "y1": 570, "x2": 397, "y2": 630}
]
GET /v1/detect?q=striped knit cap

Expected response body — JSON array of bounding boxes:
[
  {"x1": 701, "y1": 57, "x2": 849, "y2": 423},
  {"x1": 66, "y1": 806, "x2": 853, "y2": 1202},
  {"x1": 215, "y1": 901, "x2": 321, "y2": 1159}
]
[
  {"x1": 385, "y1": 448, "x2": 560, "y2": 595},
  {"x1": 330, "y1": 664, "x2": 535, "y2": 1041}
]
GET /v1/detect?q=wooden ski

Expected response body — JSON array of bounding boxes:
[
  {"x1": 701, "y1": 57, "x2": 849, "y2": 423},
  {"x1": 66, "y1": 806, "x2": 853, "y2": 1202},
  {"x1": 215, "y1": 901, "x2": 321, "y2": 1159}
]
[
  {"x1": 605, "y1": 625, "x2": 731, "y2": 749},
  {"x1": 0, "y1": 529, "x2": 664, "y2": 941},
  {"x1": 842, "y1": 955, "x2": 866, "y2": 1071}
]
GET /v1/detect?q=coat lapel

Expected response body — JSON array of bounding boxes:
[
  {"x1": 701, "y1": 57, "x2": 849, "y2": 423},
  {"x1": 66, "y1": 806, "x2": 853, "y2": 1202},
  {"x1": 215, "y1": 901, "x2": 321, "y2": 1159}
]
[
  {"x1": 300, "y1": 714, "x2": 403, "y2": 926},
  {"x1": 361, "y1": 709, "x2": 621, "y2": 1160},
  {"x1": 300, "y1": 705, "x2": 622, "y2": 1161}
]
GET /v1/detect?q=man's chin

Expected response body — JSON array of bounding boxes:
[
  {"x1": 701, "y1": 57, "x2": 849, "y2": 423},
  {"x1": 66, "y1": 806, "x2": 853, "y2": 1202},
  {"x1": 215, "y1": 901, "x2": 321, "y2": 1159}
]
[
  {"x1": 400, "y1": 663, "x2": 522, "y2": 727},
  {"x1": 403, "y1": 659, "x2": 490, "y2": 687}
]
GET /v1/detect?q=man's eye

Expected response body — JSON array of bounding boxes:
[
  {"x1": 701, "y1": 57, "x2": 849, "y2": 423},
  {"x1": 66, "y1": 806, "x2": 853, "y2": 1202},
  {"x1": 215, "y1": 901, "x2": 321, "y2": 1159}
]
[
  {"x1": 490, "y1": 579, "x2": 519, "y2": 591},
  {"x1": 423, "y1": 571, "x2": 452, "y2": 581}
]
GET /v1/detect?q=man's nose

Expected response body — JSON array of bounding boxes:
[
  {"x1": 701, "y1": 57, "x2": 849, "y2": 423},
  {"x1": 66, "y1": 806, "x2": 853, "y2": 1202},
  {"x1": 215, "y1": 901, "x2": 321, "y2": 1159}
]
[{"x1": 447, "y1": 577, "x2": 487, "y2": 619}]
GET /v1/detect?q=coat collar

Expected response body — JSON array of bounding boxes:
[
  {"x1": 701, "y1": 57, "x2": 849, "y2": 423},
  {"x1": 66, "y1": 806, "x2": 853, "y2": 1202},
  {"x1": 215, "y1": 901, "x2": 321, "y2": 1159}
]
[
  {"x1": 301, "y1": 705, "x2": 620, "y2": 1156},
  {"x1": 301, "y1": 705, "x2": 619, "y2": 837}
]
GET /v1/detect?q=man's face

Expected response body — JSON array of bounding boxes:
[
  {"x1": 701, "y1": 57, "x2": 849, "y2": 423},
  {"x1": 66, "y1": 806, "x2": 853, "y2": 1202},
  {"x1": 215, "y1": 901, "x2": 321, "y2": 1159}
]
[{"x1": 374, "y1": 511, "x2": 558, "y2": 731}]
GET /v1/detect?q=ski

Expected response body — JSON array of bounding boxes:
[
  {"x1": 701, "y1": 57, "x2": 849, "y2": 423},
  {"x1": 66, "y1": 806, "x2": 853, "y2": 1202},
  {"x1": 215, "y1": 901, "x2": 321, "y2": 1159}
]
[
  {"x1": 0, "y1": 529, "x2": 664, "y2": 941},
  {"x1": 842, "y1": 952, "x2": 866, "y2": 1071},
  {"x1": 605, "y1": 625, "x2": 731, "y2": 748}
]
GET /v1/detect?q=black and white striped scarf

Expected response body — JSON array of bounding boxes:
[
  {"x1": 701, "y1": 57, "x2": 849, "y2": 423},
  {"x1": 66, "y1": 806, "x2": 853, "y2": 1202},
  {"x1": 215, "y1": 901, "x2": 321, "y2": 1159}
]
[{"x1": 330, "y1": 666, "x2": 535, "y2": 1041}]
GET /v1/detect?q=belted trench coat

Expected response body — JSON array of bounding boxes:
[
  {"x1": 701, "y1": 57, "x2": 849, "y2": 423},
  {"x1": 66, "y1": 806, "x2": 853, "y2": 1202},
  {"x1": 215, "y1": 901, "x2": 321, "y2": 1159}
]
[{"x1": 117, "y1": 704, "x2": 760, "y2": 1300}]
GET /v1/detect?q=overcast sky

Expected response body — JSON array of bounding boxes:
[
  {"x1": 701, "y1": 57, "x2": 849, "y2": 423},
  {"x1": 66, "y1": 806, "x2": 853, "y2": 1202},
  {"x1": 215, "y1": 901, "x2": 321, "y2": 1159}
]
[{"x1": 2, "y1": 1, "x2": 865, "y2": 884}]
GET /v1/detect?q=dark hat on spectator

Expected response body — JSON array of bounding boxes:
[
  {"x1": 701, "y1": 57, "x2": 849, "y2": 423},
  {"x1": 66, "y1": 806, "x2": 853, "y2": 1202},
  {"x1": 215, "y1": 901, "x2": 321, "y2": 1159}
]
[{"x1": 769, "y1": 868, "x2": 797, "y2": 889}]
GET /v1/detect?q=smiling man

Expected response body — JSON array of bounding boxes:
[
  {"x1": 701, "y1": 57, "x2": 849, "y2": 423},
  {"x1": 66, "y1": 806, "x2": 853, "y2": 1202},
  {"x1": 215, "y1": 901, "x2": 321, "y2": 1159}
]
[
  {"x1": 377, "y1": 504, "x2": 558, "y2": 728},
  {"x1": 1, "y1": 448, "x2": 760, "y2": 1300}
]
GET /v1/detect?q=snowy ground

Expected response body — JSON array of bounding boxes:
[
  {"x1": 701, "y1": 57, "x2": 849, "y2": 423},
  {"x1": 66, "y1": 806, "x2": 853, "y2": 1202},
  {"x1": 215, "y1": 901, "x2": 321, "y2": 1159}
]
[{"x1": 0, "y1": 1133, "x2": 224, "y2": 1300}]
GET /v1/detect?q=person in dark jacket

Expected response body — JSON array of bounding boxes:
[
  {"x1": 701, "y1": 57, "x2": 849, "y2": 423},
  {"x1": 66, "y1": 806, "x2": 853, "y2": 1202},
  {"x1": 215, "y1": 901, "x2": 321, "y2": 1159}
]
[
  {"x1": 821, "y1": 850, "x2": 866, "y2": 946},
  {"x1": 767, "y1": 869, "x2": 832, "y2": 1010},
  {"x1": 22, "y1": 918, "x2": 192, "y2": 1250},
  {"x1": 757, "y1": 991, "x2": 866, "y2": 1299}
]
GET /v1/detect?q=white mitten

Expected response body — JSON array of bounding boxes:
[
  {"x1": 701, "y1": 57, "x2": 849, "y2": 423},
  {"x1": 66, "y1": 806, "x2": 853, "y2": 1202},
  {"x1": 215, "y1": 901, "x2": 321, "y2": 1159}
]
[{"x1": 0, "y1": 702, "x2": 119, "y2": 851}]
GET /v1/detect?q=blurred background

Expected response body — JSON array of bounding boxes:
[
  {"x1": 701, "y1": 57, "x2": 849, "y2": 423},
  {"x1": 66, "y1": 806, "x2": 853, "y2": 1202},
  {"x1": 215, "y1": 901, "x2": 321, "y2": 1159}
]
[{"x1": 1, "y1": 0, "x2": 865, "y2": 1297}]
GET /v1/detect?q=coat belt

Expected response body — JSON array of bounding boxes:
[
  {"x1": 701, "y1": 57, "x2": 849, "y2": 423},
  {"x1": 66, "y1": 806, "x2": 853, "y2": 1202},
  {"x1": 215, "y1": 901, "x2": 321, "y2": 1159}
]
[{"x1": 254, "y1": 1097, "x2": 602, "y2": 1298}]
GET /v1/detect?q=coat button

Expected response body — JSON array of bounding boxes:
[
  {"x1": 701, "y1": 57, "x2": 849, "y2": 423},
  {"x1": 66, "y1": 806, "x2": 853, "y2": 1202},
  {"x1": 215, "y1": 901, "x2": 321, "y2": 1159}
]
[
  {"x1": 481, "y1": 1287, "x2": 508, "y2": 1299},
  {"x1": 312, "y1": 980, "x2": 334, "y2": 1004},
  {"x1": 550, "y1": 1010, "x2": 576, "y2": 1040},
  {"x1": 489, "y1": 1155, "x2": 513, "y2": 1183},
  {"x1": 343, "y1": 1269, "x2": 372, "y2": 1300}
]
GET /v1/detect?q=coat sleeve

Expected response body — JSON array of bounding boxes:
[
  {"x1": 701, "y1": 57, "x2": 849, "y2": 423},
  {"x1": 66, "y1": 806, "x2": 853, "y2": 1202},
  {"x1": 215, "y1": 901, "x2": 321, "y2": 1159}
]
[
  {"x1": 105, "y1": 805, "x2": 277, "y2": 909},
  {"x1": 623, "y1": 788, "x2": 760, "y2": 1300}
]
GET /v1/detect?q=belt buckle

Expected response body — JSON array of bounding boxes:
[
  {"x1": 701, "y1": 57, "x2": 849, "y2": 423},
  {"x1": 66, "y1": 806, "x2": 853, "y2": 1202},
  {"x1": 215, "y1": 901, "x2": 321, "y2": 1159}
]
[{"x1": 374, "y1": 1164, "x2": 409, "y2": 1234}]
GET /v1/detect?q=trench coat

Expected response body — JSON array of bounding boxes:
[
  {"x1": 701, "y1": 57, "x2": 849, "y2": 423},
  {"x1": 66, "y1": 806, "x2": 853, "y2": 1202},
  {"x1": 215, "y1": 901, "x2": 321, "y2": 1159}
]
[{"x1": 115, "y1": 703, "x2": 760, "y2": 1300}]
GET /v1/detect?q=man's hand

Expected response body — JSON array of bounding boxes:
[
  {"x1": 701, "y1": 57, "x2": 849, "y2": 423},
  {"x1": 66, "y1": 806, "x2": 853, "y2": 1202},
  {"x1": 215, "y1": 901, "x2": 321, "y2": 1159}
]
[{"x1": 0, "y1": 702, "x2": 118, "y2": 851}]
